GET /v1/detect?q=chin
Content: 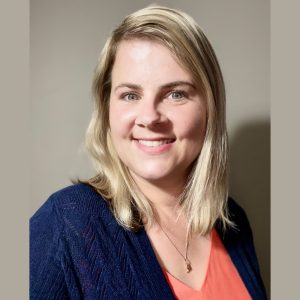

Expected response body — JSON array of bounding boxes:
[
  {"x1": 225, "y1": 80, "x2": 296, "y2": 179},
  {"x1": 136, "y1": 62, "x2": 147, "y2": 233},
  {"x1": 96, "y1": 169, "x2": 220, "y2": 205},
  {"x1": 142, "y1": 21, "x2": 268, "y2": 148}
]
[
  {"x1": 130, "y1": 164, "x2": 185, "y2": 185},
  {"x1": 129, "y1": 164, "x2": 168, "y2": 179},
  {"x1": 136, "y1": 172, "x2": 171, "y2": 182}
]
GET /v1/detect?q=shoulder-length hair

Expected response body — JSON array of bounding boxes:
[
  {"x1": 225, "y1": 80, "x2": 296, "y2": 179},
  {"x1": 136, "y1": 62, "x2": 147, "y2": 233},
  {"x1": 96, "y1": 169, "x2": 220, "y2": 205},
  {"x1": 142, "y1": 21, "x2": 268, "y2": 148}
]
[{"x1": 84, "y1": 5, "x2": 233, "y2": 235}]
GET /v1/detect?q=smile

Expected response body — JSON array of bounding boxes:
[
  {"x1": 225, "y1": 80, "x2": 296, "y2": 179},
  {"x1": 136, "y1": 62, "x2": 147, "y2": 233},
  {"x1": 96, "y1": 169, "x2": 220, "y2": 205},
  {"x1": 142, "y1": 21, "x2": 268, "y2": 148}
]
[
  {"x1": 133, "y1": 138, "x2": 175, "y2": 155},
  {"x1": 137, "y1": 139, "x2": 174, "y2": 147}
]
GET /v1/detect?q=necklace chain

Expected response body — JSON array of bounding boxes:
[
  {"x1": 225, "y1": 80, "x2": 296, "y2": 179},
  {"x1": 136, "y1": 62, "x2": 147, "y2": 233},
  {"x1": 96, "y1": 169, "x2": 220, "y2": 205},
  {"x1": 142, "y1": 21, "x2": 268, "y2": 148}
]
[{"x1": 155, "y1": 218, "x2": 192, "y2": 273}]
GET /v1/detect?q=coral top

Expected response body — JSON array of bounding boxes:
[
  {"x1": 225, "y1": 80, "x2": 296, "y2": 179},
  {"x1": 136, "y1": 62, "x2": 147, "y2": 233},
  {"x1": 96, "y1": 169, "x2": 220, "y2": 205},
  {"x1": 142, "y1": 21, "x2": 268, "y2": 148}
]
[{"x1": 163, "y1": 228, "x2": 251, "y2": 300}]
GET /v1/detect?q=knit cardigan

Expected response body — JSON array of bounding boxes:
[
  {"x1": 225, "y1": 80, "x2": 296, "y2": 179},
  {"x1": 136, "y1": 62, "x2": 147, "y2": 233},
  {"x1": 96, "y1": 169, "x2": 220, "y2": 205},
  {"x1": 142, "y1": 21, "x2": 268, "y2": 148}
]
[{"x1": 30, "y1": 183, "x2": 267, "y2": 299}]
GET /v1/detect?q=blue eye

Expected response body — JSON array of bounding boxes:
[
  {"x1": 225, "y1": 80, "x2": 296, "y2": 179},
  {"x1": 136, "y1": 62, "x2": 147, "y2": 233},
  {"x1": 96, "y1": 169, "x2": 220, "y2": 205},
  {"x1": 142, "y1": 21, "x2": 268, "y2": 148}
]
[
  {"x1": 168, "y1": 91, "x2": 186, "y2": 101},
  {"x1": 122, "y1": 93, "x2": 140, "y2": 101}
]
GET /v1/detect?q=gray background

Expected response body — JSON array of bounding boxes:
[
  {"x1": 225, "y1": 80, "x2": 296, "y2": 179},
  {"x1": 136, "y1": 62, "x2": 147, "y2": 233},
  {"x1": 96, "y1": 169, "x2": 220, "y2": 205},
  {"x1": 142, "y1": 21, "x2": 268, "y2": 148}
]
[{"x1": 30, "y1": 0, "x2": 270, "y2": 296}]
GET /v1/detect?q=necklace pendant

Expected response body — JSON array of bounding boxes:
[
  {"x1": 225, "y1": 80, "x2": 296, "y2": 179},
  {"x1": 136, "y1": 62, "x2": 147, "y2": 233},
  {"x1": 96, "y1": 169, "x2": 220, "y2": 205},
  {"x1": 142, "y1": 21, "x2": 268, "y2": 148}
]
[{"x1": 186, "y1": 260, "x2": 192, "y2": 273}]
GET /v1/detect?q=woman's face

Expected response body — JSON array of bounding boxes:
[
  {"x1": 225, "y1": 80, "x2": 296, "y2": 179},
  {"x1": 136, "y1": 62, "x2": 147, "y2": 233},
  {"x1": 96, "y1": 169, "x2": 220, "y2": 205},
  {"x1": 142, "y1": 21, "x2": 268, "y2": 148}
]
[{"x1": 109, "y1": 39, "x2": 206, "y2": 190}]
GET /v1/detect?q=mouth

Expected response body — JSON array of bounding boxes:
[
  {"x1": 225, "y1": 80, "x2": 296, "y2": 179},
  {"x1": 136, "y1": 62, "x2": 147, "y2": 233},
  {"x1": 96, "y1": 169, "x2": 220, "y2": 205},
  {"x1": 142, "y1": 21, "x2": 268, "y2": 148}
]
[
  {"x1": 132, "y1": 137, "x2": 176, "y2": 154},
  {"x1": 136, "y1": 139, "x2": 175, "y2": 147}
]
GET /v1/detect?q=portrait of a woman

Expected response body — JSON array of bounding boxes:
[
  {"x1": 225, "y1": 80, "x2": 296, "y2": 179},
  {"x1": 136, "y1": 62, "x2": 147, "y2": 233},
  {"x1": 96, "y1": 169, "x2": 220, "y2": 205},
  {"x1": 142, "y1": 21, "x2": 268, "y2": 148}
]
[{"x1": 30, "y1": 5, "x2": 267, "y2": 299}]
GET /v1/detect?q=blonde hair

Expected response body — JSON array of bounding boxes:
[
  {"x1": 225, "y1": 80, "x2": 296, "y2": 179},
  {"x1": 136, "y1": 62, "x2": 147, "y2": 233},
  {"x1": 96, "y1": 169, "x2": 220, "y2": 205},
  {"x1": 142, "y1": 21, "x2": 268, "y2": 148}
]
[{"x1": 85, "y1": 5, "x2": 233, "y2": 235}]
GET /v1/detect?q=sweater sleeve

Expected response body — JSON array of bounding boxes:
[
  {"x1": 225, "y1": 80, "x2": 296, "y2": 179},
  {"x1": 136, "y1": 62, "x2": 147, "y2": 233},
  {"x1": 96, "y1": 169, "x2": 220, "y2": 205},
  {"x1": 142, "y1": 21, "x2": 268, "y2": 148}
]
[{"x1": 30, "y1": 195, "x2": 69, "y2": 299}]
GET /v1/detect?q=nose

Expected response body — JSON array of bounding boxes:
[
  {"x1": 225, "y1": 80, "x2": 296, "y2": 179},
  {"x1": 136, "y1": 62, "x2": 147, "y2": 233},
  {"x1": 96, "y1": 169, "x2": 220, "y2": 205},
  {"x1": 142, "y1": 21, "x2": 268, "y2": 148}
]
[{"x1": 135, "y1": 99, "x2": 167, "y2": 128}]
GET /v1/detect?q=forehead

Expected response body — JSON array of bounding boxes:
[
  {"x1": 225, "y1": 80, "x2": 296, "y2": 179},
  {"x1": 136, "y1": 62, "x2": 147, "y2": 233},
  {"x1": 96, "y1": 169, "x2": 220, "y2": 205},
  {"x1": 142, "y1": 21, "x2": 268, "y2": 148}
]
[
  {"x1": 117, "y1": 38, "x2": 155, "y2": 61},
  {"x1": 111, "y1": 38, "x2": 193, "y2": 85}
]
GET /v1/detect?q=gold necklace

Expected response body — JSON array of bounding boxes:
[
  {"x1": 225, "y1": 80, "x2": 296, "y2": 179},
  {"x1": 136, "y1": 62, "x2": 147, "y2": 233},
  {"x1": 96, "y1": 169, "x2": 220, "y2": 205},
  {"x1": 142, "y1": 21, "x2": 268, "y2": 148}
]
[{"x1": 155, "y1": 218, "x2": 192, "y2": 273}]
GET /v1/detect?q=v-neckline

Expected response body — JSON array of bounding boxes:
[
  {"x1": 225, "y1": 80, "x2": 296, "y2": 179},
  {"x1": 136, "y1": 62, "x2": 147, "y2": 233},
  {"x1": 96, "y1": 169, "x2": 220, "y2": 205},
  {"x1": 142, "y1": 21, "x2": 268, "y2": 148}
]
[
  {"x1": 162, "y1": 229, "x2": 215, "y2": 293},
  {"x1": 135, "y1": 226, "x2": 215, "y2": 298}
]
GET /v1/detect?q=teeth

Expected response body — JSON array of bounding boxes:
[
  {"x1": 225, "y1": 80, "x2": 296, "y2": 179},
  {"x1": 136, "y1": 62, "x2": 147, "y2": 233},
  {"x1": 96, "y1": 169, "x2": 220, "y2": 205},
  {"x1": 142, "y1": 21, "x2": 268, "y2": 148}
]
[{"x1": 138, "y1": 140, "x2": 172, "y2": 147}]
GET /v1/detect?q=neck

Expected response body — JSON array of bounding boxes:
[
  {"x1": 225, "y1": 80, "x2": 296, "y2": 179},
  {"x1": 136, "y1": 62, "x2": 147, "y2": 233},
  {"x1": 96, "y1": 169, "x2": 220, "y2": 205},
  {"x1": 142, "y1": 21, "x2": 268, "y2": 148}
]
[{"x1": 130, "y1": 173, "x2": 187, "y2": 222}]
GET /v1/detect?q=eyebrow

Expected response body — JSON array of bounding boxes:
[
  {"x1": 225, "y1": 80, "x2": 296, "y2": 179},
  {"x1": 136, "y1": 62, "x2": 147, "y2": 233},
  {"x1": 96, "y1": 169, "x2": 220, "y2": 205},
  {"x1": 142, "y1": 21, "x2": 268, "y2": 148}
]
[{"x1": 113, "y1": 81, "x2": 196, "y2": 92}]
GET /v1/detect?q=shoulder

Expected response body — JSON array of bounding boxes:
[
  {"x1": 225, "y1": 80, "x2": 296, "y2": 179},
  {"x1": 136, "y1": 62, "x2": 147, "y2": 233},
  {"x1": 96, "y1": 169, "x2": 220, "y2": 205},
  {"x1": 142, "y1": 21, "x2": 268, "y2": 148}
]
[
  {"x1": 32, "y1": 183, "x2": 109, "y2": 215},
  {"x1": 227, "y1": 197, "x2": 252, "y2": 233},
  {"x1": 215, "y1": 196, "x2": 258, "y2": 266},
  {"x1": 216, "y1": 197, "x2": 253, "y2": 243},
  {"x1": 30, "y1": 183, "x2": 117, "y2": 236},
  {"x1": 33, "y1": 183, "x2": 108, "y2": 213}
]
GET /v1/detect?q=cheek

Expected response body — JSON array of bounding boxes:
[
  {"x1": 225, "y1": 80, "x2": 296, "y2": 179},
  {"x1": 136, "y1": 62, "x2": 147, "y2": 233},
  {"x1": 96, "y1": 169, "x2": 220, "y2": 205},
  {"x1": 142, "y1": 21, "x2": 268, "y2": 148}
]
[
  {"x1": 184, "y1": 118, "x2": 207, "y2": 162},
  {"x1": 109, "y1": 101, "x2": 136, "y2": 139},
  {"x1": 172, "y1": 107, "x2": 207, "y2": 142},
  {"x1": 190, "y1": 117, "x2": 207, "y2": 142}
]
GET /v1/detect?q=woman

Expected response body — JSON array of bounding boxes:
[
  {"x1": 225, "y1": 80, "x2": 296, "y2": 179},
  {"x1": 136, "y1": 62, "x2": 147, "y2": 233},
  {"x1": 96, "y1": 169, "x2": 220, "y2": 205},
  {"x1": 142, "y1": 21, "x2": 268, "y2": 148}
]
[{"x1": 30, "y1": 5, "x2": 267, "y2": 300}]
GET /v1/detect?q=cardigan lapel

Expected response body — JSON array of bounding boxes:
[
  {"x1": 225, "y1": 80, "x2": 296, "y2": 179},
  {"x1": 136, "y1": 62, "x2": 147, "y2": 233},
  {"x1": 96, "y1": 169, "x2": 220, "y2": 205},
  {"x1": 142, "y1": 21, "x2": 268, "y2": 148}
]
[{"x1": 130, "y1": 228, "x2": 176, "y2": 299}]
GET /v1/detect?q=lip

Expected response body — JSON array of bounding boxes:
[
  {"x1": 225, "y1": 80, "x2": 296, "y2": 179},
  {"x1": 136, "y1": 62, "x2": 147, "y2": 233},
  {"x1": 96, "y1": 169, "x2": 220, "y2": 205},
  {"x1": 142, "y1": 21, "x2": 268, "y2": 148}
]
[
  {"x1": 133, "y1": 136, "x2": 176, "y2": 141},
  {"x1": 133, "y1": 137, "x2": 176, "y2": 155}
]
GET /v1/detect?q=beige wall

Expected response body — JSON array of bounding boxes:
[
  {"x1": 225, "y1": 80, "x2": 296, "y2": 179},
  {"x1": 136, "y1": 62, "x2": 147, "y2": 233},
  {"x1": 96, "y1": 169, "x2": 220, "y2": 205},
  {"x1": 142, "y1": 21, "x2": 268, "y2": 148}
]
[{"x1": 30, "y1": 0, "x2": 270, "y2": 296}]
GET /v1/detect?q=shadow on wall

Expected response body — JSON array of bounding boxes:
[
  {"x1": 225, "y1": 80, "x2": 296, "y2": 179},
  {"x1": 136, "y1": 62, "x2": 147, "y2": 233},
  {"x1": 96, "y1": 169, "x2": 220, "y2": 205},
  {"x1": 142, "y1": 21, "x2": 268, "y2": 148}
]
[{"x1": 229, "y1": 120, "x2": 270, "y2": 298}]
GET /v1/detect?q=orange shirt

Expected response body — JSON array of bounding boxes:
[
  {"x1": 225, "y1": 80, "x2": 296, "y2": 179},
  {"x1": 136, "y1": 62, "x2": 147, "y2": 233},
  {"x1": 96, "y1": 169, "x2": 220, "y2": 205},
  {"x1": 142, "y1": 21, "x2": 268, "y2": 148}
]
[{"x1": 163, "y1": 228, "x2": 251, "y2": 300}]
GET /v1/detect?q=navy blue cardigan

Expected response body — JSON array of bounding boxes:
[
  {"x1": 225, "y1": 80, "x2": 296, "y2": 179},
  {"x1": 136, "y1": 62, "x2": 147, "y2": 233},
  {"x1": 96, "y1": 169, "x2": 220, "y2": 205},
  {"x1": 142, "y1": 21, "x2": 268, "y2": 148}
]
[{"x1": 30, "y1": 184, "x2": 267, "y2": 299}]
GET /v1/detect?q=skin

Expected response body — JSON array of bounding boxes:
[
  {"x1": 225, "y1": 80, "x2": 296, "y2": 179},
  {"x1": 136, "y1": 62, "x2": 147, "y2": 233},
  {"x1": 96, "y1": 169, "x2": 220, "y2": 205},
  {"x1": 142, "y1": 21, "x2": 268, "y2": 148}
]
[
  {"x1": 109, "y1": 38, "x2": 207, "y2": 205},
  {"x1": 109, "y1": 39, "x2": 211, "y2": 290}
]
